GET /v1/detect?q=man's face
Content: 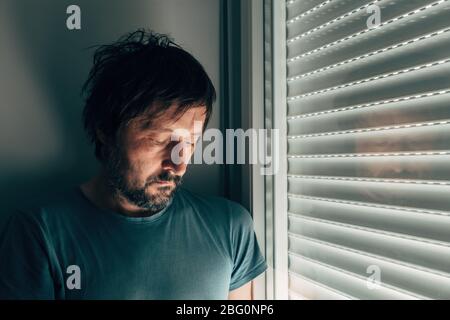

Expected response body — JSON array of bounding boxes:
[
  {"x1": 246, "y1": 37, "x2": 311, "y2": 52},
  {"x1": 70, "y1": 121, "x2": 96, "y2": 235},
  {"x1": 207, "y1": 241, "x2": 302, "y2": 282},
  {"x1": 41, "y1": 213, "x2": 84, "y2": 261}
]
[{"x1": 104, "y1": 104, "x2": 206, "y2": 212}]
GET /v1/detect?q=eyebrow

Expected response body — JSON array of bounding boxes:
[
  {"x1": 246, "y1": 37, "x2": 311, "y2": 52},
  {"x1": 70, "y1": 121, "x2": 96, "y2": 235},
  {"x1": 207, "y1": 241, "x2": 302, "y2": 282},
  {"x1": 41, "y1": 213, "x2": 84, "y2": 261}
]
[
  {"x1": 138, "y1": 119, "x2": 202, "y2": 137},
  {"x1": 139, "y1": 121, "x2": 173, "y2": 133},
  {"x1": 142, "y1": 128, "x2": 201, "y2": 142},
  {"x1": 149, "y1": 128, "x2": 173, "y2": 133}
]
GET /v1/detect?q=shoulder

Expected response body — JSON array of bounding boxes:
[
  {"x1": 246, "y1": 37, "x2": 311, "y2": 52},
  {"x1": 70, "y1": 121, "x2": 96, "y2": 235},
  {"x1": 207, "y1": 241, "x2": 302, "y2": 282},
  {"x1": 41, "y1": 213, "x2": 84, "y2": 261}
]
[
  {"x1": 5, "y1": 187, "x2": 84, "y2": 233},
  {"x1": 175, "y1": 187, "x2": 254, "y2": 227}
]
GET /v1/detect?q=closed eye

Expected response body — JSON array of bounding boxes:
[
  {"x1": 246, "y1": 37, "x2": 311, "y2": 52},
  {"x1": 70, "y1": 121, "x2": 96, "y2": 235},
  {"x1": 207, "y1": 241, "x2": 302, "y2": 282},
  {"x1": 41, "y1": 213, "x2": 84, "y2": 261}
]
[{"x1": 147, "y1": 138, "x2": 166, "y2": 146}]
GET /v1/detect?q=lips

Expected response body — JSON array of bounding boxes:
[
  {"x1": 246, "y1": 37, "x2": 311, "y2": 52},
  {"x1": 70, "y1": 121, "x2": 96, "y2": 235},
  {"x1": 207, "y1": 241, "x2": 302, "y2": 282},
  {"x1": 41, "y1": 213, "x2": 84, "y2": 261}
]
[{"x1": 153, "y1": 180, "x2": 174, "y2": 185}]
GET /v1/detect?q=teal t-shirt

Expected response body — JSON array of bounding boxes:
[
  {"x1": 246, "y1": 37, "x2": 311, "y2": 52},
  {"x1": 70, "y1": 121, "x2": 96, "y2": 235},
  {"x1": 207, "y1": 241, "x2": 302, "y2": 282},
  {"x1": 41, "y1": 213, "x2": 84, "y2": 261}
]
[{"x1": 0, "y1": 187, "x2": 267, "y2": 299}]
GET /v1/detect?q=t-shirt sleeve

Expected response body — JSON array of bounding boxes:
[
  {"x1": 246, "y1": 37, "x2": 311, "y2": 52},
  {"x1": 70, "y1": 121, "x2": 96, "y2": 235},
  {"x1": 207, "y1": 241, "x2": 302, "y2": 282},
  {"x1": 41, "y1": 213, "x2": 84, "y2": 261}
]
[
  {"x1": 229, "y1": 203, "x2": 267, "y2": 291},
  {"x1": 0, "y1": 211, "x2": 56, "y2": 299}
]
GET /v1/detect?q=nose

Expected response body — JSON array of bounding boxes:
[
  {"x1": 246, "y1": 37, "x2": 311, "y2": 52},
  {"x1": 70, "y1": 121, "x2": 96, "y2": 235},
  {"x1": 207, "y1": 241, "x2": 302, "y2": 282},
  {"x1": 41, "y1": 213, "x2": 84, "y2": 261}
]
[
  {"x1": 161, "y1": 139, "x2": 190, "y2": 176},
  {"x1": 161, "y1": 158, "x2": 188, "y2": 176}
]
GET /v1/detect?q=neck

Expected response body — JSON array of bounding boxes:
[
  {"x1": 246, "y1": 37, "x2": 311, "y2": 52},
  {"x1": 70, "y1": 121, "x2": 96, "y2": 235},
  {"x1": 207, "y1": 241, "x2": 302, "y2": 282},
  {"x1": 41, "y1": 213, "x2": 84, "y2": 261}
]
[{"x1": 80, "y1": 172, "x2": 154, "y2": 217}]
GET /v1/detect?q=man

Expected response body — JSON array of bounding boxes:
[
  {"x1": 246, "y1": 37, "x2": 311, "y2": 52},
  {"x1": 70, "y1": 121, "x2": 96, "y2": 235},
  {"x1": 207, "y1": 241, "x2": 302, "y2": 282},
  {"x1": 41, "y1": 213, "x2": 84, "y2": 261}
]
[{"x1": 0, "y1": 30, "x2": 267, "y2": 299}]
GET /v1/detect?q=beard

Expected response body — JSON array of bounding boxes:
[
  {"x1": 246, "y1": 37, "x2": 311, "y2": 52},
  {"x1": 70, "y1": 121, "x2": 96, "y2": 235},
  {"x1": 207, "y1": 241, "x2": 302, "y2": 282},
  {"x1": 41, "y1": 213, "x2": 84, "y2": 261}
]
[{"x1": 103, "y1": 144, "x2": 183, "y2": 213}]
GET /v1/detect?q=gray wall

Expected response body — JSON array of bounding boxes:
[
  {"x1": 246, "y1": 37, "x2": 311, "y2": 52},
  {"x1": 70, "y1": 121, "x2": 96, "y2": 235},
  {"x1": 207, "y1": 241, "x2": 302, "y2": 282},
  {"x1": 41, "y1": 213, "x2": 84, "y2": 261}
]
[{"x1": 0, "y1": 0, "x2": 223, "y2": 228}]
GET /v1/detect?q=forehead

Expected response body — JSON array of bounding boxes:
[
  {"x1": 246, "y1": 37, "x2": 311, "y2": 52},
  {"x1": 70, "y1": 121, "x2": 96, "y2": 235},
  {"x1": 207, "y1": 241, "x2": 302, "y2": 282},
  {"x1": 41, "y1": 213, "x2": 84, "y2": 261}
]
[{"x1": 131, "y1": 104, "x2": 207, "y2": 133}]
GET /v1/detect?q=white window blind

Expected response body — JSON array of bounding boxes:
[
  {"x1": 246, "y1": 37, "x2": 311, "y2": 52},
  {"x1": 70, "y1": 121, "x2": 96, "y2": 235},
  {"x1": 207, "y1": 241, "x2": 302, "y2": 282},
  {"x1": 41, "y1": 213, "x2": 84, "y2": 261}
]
[{"x1": 283, "y1": 0, "x2": 450, "y2": 299}]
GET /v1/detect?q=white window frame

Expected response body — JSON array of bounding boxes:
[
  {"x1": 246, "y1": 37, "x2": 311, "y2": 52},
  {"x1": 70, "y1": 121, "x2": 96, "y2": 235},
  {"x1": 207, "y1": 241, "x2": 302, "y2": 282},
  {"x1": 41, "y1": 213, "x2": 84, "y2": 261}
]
[
  {"x1": 271, "y1": 0, "x2": 289, "y2": 300},
  {"x1": 242, "y1": 0, "x2": 289, "y2": 300}
]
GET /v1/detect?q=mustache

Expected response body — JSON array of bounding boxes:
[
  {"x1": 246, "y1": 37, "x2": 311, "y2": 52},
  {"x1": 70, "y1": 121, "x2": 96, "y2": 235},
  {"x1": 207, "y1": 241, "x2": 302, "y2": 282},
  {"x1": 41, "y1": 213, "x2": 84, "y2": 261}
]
[{"x1": 146, "y1": 171, "x2": 182, "y2": 185}]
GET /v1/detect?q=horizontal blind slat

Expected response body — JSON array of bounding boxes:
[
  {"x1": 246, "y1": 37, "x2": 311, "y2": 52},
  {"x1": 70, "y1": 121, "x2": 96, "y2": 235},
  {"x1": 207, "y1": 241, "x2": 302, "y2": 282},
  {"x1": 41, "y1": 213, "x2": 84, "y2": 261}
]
[
  {"x1": 288, "y1": 27, "x2": 450, "y2": 79},
  {"x1": 288, "y1": 72, "x2": 450, "y2": 116},
  {"x1": 288, "y1": 155, "x2": 450, "y2": 180},
  {"x1": 288, "y1": 123, "x2": 450, "y2": 154},
  {"x1": 288, "y1": 177, "x2": 450, "y2": 212},
  {"x1": 289, "y1": 45, "x2": 450, "y2": 97},
  {"x1": 288, "y1": 89, "x2": 450, "y2": 119},
  {"x1": 288, "y1": 215, "x2": 450, "y2": 274},
  {"x1": 289, "y1": 272, "x2": 353, "y2": 300},
  {"x1": 289, "y1": 196, "x2": 450, "y2": 242},
  {"x1": 288, "y1": 59, "x2": 450, "y2": 101},
  {"x1": 286, "y1": 0, "x2": 329, "y2": 21},
  {"x1": 288, "y1": 91, "x2": 450, "y2": 134},
  {"x1": 287, "y1": 0, "x2": 380, "y2": 41},
  {"x1": 289, "y1": 254, "x2": 423, "y2": 299},
  {"x1": 289, "y1": 235, "x2": 450, "y2": 299}
]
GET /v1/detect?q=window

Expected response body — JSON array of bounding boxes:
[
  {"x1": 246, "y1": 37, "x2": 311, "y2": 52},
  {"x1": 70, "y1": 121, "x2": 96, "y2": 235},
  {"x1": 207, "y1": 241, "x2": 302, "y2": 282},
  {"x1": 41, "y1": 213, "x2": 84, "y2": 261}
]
[{"x1": 265, "y1": 0, "x2": 450, "y2": 299}]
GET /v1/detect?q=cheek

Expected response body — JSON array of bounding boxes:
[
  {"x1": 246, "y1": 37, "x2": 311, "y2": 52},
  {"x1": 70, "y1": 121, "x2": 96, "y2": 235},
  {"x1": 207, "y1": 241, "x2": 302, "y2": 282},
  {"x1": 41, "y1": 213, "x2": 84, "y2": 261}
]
[{"x1": 125, "y1": 144, "x2": 164, "y2": 173}]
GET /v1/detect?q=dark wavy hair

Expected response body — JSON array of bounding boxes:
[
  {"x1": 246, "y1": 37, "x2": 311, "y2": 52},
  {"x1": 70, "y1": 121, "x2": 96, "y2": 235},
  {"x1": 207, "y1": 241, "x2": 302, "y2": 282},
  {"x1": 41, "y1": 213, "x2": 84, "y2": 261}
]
[{"x1": 82, "y1": 29, "x2": 216, "y2": 161}]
